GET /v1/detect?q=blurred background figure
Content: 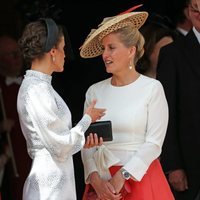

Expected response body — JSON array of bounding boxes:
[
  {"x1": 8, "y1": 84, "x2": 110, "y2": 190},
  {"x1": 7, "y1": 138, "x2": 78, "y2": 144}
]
[
  {"x1": 136, "y1": 13, "x2": 178, "y2": 78},
  {"x1": 0, "y1": 118, "x2": 14, "y2": 195},
  {"x1": 157, "y1": 0, "x2": 200, "y2": 199},
  {"x1": 0, "y1": 35, "x2": 31, "y2": 200},
  {"x1": 174, "y1": 1, "x2": 193, "y2": 36}
]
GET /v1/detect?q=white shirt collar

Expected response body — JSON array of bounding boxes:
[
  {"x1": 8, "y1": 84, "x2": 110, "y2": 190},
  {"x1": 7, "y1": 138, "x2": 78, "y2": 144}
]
[
  {"x1": 177, "y1": 27, "x2": 188, "y2": 36},
  {"x1": 193, "y1": 27, "x2": 200, "y2": 44}
]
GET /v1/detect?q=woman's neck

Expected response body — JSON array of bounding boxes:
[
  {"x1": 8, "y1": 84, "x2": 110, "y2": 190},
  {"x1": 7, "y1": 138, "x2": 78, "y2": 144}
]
[
  {"x1": 31, "y1": 59, "x2": 52, "y2": 75},
  {"x1": 111, "y1": 71, "x2": 140, "y2": 86}
]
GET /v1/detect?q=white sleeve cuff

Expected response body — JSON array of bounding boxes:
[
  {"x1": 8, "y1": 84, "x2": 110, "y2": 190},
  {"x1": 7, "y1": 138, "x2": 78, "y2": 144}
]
[
  {"x1": 124, "y1": 156, "x2": 148, "y2": 181},
  {"x1": 83, "y1": 157, "x2": 98, "y2": 184}
]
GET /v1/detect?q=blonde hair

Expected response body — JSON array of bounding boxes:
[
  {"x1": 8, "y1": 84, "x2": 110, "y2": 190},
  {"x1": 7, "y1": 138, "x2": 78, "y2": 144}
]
[{"x1": 113, "y1": 25, "x2": 145, "y2": 65}]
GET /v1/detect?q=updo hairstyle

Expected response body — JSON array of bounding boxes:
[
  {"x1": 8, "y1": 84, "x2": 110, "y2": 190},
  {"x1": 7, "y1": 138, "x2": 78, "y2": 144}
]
[{"x1": 18, "y1": 19, "x2": 63, "y2": 66}]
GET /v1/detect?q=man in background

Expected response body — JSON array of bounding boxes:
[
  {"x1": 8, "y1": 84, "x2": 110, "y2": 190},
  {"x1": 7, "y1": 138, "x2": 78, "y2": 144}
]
[
  {"x1": 0, "y1": 35, "x2": 31, "y2": 200},
  {"x1": 157, "y1": 0, "x2": 200, "y2": 199},
  {"x1": 175, "y1": 1, "x2": 193, "y2": 36}
]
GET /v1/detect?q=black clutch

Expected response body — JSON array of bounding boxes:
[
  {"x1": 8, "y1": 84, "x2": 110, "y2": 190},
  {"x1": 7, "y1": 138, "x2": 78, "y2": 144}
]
[{"x1": 85, "y1": 120, "x2": 113, "y2": 141}]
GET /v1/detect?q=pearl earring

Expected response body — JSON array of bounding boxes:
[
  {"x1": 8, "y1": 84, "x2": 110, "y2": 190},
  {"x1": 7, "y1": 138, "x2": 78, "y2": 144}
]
[
  {"x1": 52, "y1": 56, "x2": 55, "y2": 62},
  {"x1": 129, "y1": 61, "x2": 133, "y2": 69}
]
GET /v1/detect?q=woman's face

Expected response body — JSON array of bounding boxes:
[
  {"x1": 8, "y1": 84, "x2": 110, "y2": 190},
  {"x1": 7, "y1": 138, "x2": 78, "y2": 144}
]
[
  {"x1": 53, "y1": 36, "x2": 65, "y2": 72},
  {"x1": 149, "y1": 36, "x2": 173, "y2": 69},
  {"x1": 101, "y1": 32, "x2": 134, "y2": 75}
]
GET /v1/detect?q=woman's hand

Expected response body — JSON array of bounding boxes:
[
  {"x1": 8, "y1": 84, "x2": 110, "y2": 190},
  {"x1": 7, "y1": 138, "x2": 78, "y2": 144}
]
[
  {"x1": 89, "y1": 172, "x2": 122, "y2": 200},
  {"x1": 109, "y1": 170, "x2": 125, "y2": 194},
  {"x1": 84, "y1": 133, "x2": 103, "y2": 148},
  {"x1": 85, "y1": 99, "x2": 106, "y2": 123}
]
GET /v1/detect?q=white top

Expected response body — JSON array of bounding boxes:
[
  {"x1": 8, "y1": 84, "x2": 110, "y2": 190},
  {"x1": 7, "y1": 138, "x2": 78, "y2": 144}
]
[
  {"x1": 81, "y1": 75, "x2": 168, "y2": 182},
  {"x1": 17, "y1": 70, "x2": 91, "y2": 200}
]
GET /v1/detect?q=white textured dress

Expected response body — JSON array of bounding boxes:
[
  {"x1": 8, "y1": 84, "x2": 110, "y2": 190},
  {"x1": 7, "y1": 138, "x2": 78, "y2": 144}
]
[{"x1": 17, "y1": 70, "x2": 91, "y2": 200}]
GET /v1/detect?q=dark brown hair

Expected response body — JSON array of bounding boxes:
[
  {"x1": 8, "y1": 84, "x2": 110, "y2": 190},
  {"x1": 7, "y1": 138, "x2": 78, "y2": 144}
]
[{"x1": 18, "y1": 19, "x2": 63, "y2": 66}]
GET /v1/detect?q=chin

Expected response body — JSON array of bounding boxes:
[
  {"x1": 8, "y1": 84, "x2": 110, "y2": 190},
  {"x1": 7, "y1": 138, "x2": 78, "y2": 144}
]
[
  {"x1": 105, "y1": 66, "x2": 112, "y2": 73},
  {"x1": 106, "y1": 69, "x2": 113, "y2": 74},
  {"x1": 57, "y1": 65, "x2": 64, "y2": 72}
]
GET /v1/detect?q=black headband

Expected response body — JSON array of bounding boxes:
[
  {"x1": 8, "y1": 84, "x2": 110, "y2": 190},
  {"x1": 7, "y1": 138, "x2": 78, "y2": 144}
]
[{"x1": 40, "y1": 18, "x2": 59, "y2": 52}]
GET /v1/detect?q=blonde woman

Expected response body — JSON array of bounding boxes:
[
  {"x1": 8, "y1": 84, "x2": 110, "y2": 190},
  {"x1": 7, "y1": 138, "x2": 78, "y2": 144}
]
[{"x1": 80, "y1": 10, "x2": 174, "y2": 200}]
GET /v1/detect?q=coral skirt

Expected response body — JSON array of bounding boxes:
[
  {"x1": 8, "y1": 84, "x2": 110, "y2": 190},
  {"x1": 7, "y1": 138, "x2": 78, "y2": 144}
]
[{"x1": 82, "y1": 159, "x2": 174, "y2": 200}]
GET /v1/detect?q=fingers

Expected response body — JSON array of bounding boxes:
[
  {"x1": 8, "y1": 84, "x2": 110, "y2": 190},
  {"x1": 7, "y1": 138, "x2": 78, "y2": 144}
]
[
  {"x1": 99, "y1": 137, "x2": 103, "y2": 146},
  {"x1": 105, "y1": 182, "x2": 122, "y2": 199},
  {"x1": 93, "y1": 133, "x2": 99, "y2": 146},
  {"x1": 168, "y1": 169, "x2": 188, "y2": 191},
  {"x1": 107, "y1": 181, "x2": 116, "y2": 194},
  {"x1": 93, "y1": 108, "x2": 106, "y2": 122},
  {"x1": 83, "y1": 133, "x2": 103, "y2": 148},
  {"x1": 83, "y1": 135, "x2": 90, "y2": 148},
  {"x1": 171, "y1": 179, "x2": 188, "y2": 191},
  {"x1": 98, "y1": 110, "x2": 106, "y2": 118},
  {"x1": 85, "y1": 99, "x2": 106, "y2": 122},
  {"x1": 89, "y1": 99, "x2": 97, "y2": 109},
  {"x1": 84, "y1": 134, "x2": 94, "y2": 148}
]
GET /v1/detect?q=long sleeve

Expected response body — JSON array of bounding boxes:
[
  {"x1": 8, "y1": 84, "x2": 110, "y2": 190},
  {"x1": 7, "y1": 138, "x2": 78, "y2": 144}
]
[
  {"x1": 17, "y1": 70, "x2": 91, "y2": 162},
  {"x1": 123, "y1": 81, "x2": 168, "y2": 181},
  {"x1": 81, "y1": 76, "x2": 169, "y2": 182}
]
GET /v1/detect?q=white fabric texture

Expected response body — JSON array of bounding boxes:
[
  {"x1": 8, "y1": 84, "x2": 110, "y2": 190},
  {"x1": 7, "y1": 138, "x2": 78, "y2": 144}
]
[
  {"x1": 81, "y1": 75, "x2": 168, "y2": 182},
  {"x1": 17, "y1": 70, "x2": 91, "y2": 200}
]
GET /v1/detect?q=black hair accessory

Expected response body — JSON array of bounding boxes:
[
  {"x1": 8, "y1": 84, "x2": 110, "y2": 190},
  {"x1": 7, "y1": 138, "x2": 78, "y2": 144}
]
[{"x1": 40, "y1": 18, "x2": 59, "y2": 52}]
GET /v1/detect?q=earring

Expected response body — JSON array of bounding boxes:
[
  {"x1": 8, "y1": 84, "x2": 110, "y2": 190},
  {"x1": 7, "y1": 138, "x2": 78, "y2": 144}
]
[
  {"x1": 129, "y1": 61, "x2": 133, "y2": 69},
  {"x1": 52, "y1": 56, "x2": 55, "y2": 62}
]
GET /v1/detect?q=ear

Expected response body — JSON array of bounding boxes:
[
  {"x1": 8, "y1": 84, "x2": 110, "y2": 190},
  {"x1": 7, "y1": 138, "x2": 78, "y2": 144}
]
[
  {"x1": 49, "y1": 48, "x2": 56, "y2": 57},
  {"x1": 184, "y1": 6, "x2": 190, "y2": 19},
  {"x1": 129, "y1": 46, "x2": 136, "y2": 58}
]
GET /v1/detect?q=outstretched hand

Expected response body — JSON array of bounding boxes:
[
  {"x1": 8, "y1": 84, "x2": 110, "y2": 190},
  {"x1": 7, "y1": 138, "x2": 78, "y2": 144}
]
[{"x1": 85, "y1": 99, "x2": 106, "y2": 123}]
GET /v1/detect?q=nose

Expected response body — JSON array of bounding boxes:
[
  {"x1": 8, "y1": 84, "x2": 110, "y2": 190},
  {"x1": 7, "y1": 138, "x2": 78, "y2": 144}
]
[{"x1": 102, "y1": 49, "x2": 109, "y2": 60}]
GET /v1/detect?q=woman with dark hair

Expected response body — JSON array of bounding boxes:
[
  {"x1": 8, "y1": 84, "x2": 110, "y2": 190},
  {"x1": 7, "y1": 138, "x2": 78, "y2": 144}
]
[
  {"x1": 17, "y1": 18, "x2": 106, "y2": 200},
  {"x1": 136, "y1": 14, "x2": 178, "y2": 78}
]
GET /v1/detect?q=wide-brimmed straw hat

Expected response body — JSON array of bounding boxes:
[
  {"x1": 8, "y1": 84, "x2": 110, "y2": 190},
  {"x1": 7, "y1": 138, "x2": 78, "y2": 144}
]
[{"x1": 80, "y1": 11, "x2": 148, "y2": 58}]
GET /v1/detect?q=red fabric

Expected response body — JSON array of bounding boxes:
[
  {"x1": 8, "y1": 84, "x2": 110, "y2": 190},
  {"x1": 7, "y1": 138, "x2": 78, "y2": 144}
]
[
  {"x1": 82, "y1": 159, "x2": 175, "y2": 200},
  {"x1": 118, "y1": 4, "x2": 143, "y2": 15}
]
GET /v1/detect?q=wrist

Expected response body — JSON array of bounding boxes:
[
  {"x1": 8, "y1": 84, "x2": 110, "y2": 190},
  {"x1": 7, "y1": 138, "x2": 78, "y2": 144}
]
[
  {"x1": 89, "y1": 171, "x2": 100, "y2": 184},
  {"x1": 120, "y1": 168, "x2": 131, "y2": 180}
]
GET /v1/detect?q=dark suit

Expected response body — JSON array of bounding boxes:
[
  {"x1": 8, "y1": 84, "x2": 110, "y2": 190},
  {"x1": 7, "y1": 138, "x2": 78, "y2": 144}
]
[{"x1": 157, "y1": 29, "x2": 200, "y2": 200}]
